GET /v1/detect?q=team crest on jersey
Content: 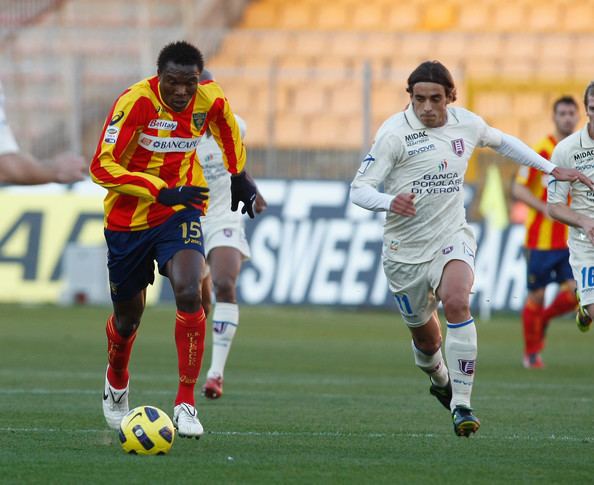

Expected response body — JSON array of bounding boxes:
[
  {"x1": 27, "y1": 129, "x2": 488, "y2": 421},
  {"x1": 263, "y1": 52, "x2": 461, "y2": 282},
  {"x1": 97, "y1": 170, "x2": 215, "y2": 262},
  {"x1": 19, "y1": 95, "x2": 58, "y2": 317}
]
[
  {"x1": 451, "y1": 138, "x2": 465, "y2": 157},
  {"x1": 458, "y1": 359, "x2": 475, "y2": 376},
  {"x1": 192, "y1": 112, "x2": 207, "y2": 131}
]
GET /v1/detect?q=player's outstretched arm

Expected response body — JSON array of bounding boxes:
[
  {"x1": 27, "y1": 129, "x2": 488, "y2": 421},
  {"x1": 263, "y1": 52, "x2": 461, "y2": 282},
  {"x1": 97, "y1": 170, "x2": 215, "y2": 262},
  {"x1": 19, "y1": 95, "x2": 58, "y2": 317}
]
[
  {"x1": 0, "y1": 151, "x2": 85, "y2": 185},
  {"x1": 490, "y1": 131, "x2": 594, "y2": 190},
  {"x1": 548, "y1": 202, "x2": 594, "y2": 245}
]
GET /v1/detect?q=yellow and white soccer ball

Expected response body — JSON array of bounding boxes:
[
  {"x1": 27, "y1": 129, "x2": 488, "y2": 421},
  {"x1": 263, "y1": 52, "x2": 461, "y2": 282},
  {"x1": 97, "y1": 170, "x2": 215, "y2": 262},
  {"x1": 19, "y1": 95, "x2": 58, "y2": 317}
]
[{"x1": 118, "y1": 405, "x2": 175, "y2": 455}]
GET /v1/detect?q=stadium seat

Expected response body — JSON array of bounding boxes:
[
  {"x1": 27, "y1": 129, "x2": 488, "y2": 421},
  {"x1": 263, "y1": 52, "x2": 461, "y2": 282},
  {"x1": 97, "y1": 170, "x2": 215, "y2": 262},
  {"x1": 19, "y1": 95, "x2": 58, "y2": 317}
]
[
  {"x1": 350, "y1": 4, "x2": 384, "y2": 31},
  {"x1": 278, "y1": 3, "x2": 314, "y2": 29},
  {"x1": 240, "y1": 2, "x2": 278, "y2": 29},
  {"x1": 420, "y1": 3, "x2": 457, "y2": 31},
  {"x1": 385, "y1": 4, "x2": 421, "y2": 31},
  {"x1": 314, "y1": 4, "x2": 350, "y2": 30}
]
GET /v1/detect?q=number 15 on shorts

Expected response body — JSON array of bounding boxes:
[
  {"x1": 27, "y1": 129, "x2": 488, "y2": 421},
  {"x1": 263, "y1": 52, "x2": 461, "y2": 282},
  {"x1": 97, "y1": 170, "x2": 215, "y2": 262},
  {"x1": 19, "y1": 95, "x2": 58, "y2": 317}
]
[{"x1": 394, "y1": 293, "x2": 414, "y2": 317}]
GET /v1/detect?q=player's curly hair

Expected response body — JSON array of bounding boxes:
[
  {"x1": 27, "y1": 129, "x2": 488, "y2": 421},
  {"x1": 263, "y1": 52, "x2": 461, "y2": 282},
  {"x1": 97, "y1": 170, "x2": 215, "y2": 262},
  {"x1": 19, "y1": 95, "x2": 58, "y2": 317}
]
[
  {"x1": 157, "y1": 41, "x2": 204, "y2": 73},
  {"x1": 406, "y1": 61, "x2": 457, "y2": 102},
  {"x1": 583, "y1": 82, "x2": 594, "y2": 110}
]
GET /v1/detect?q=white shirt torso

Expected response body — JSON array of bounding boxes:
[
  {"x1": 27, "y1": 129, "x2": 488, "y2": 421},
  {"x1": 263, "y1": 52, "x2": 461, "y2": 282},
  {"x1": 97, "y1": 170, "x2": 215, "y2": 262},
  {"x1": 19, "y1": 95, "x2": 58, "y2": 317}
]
[
  {"x1": 197, "y1": 114, "x2": 246, "y2": 221},
  {"x1": 548, "y1": 124, "x2": 594, "y2": 251},
  {"x1": 352, "y1": 104, "x2": 501, "y2": 263}
]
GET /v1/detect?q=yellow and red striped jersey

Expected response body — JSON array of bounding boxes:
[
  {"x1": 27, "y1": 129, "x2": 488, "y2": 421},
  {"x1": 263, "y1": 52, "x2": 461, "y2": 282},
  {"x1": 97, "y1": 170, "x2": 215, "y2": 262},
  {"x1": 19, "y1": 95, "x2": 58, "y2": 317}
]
[
  {"x1": 90, "y1": 77, "x2": 246, "y2": 231},
  {"x1": 515, "y1": 135, "x2": 568, "y2": 250}
]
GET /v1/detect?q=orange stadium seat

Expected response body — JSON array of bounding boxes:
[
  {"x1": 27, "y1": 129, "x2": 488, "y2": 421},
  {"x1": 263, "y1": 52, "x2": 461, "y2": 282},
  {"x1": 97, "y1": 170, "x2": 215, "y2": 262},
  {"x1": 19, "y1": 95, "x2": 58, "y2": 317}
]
[
  {"x1": 562, "y1": 4, "x2": 594, "y2": 33},
  {"x1": 492, "y1": 2, "x2": 528, "y2": 33},
  {"x1": 525, "y1": 3, "x2": 560, "y2": 33},
  {"x1": 474, "y1": 92, "x2": 514, "y2": 117},
  {"x1": 330, "y1": 82, "x2": 364, "y2": 116},
  {"x1": 420, "y1": 3, "x2": 457, "y2": 31},
  {"x1": 385, "y1": 4, "x2": 421, "y2": 31},
  {"x1": 291, "y1": 85, "x2": 330, "y2": 115},
  {"x1": 293, "y1": 31, "x2": 330, "y2": 58},
  {"x1": 314, "y1": 4, "x2": 351, "y2": 30},
  {"x1": 350, "y1": 4, "x2": 384, "y2": 31},
  {"x1": 240, "y1": 2, "x2": 278, "y2": 28},
  {"x1": 512, "y1": 92, "x2": 547, "y2": 118},
  {"x1": 274, "y1": 112, "x2": 307, "y2": 147},
  {"x1": 456, "y1": 3, "x2": 492, "y2": 32},
  {"x1": 278, "y1": 3, "x2": 314, "y2": 29}
]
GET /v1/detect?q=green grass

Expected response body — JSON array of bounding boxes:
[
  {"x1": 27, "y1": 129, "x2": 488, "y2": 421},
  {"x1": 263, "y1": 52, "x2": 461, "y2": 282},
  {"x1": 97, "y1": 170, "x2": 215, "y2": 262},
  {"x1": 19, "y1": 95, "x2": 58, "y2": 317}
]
[{"x1": 1, "y1": 304, "x2": 593, "y2": 484}]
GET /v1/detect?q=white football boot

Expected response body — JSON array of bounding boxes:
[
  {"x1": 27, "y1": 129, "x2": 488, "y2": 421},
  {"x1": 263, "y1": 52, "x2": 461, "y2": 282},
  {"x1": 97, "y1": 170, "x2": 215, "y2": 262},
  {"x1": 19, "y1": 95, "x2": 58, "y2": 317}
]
[
  {"x1": 173, "y1": 403, "x2": 204, "y2": 439},
  {"x1": 102, "y1": 368, "x2": 129, "y2": 429}
]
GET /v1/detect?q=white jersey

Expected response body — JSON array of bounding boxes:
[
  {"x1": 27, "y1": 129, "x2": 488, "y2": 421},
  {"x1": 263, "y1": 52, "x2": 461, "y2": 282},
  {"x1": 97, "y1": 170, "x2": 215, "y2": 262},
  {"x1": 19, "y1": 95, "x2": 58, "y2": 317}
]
[
  {"x1": 198, "y1": 114, "x2": 247, "y2": 222},
  {"x1": 548, "y1": 124, "x2": 594, "y2": 253},
  {"x1": 351, "y1": 104, "x2": 501, "y2": 264},
  {"x1": 0, "y1": 82, "x2": 18, "y2": 155}
]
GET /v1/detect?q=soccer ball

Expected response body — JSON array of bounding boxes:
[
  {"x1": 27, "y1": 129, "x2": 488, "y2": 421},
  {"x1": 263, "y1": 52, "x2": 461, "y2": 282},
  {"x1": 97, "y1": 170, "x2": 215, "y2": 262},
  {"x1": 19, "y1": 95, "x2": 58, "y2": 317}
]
[{"x1": 118, "y1": 405, "x2": 175, "y2": 455}]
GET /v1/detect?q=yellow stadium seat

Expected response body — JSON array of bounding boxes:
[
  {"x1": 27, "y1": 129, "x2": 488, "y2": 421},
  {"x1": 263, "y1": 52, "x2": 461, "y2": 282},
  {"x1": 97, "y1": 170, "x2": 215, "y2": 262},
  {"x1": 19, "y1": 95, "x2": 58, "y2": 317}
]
[
  {"x1": 492, "y1": 3, "x2": 527, "y2": 33},
  {"x1": 330, "y1": 82, "x2": 364, "y2": 116},
  {"x1": 274, "y1": 113, "x2": 307, "y2": 147},
  {"x1": 385, "y1": 4, "x2": 421, "y2": 31},
  {"x1": 371, "y1": 83, "x2": 409, "y2": 118},
  {"x1": 474, "y1": 92, "x2": 514, "y2": 118},
  {"x1": 350, "y1": 4, "x2": 384, "y2": 31},
  {"x1": 457, "y1": 3, "x2": 492, "y2": 32},
  {"x1": 500, "y1": 35, "x2": 538, "y2": 60},
  {"x1": 564, "y1": 4, "x2": 594, "y2": 33},
  {"x1": 278, "y1": 3, "x2": 314, "y2": 29},
  {"x1": 240, "y1": 2, "x2": 278, "y2": 29},
  {"x1": 293, "y1": 31, "x2": 332, "y2": 57},
  {"x1": 525, "y1": 3, "x2": 560, "y2": 33},
  {"x1": 328, "y1": 32, "x2": 366, "y2": 59},
  {"x1": 420, "y1": 3, "x2": 457, "y2": 31},
  {"x1": 256, "y1": 32, "x2": 295, "y2": 58},
  {"x1": 499, "y1": 58, "x2": 537, "y2": 80},
  {"x1": 291, "y1": 85, "x2": 330, "y2": 115},
  {"x1": 538, "y1": 35, "x2": 573, "y2": 62},
  {"x1": 314, "y1": 4, "x2": 350, "y2": 30},
  {"x1": 512, "y1": 92, "x2": 547, "y2": 117}
]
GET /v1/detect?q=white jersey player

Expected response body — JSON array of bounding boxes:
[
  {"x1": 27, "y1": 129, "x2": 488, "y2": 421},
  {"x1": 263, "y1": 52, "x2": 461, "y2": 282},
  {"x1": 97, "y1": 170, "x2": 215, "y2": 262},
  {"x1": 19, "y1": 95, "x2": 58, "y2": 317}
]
[
  {"x1": 350, "y1": 61, "x2": 592, "y2": 437},
  {"x1": 196, "y1": 70, "x2": 267, "y2": 399},
  {"x1": 0, "y1": 81, "x2": 85, "y2": 184},
  {"x1": 548, "y1": 81, "x2": 594, "y2": 334}
]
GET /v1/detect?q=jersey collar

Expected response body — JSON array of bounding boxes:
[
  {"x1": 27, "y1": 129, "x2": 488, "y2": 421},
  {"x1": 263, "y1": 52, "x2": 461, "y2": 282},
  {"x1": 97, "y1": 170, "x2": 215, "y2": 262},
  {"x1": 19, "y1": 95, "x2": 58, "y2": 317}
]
[
  {"x1": 404, "y1": 103, "x2": 459, "y2": 130},
  {"x1": 579, "y1": 124, "x2": 594, "y2": 148}
]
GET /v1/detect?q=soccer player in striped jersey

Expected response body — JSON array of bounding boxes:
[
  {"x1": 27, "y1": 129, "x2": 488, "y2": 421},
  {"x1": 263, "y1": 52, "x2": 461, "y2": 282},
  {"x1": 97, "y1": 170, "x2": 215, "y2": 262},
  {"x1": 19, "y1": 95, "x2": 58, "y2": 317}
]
[
  {"x1": 90, "y1": 41, "x2": 256, "y2": 438},
  {"x1": 0, "y1": 81, "x2": 85, "y2": 184},
  {"x1": 350, "y1": 61, "x2": 592, "y2": 437},
  {"x1": 512, "y1": 96, "x2": 579, "y2": 369}
]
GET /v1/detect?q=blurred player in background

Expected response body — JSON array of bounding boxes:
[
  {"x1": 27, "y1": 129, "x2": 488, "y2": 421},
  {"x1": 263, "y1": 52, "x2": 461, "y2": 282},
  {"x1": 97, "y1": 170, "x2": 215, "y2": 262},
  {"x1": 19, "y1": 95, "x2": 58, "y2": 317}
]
[
  {"x1": 90, "y1": 41, "x2": 256, "y2": 438},
  {"x1": 350, "y1": 61, "x2": 593, "y2": 437},
  {"x1": 548, "y1": 82, "x2": 594, "y2": 335},
  {"x1": 512, "y1": 96, "x2": 579, "y2": 369},
  {"x1": 0, "y1": 81, "x2": 85, "y2": 184},
  {"x1": 196, "y1": 70, "x2": 267, "y2": 400}
]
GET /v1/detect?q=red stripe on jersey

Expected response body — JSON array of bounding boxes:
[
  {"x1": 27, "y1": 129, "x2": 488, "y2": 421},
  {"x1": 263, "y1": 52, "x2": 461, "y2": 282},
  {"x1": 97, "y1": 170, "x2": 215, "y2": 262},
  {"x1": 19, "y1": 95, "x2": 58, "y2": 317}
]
[
  {"x1": 106, "y1": 195, "x2": 139, "y2": 230},
  {"x1": 551, "y1": 217, "x2": 568, "y2": 249},
  {"x1": 146, "y1": 204, "x2": 175, "y2": 228},
  {"x1": 526, "y1": 212, "x2": 544, "y2": 247},
  {"x1": 91, "y1": 164, "x2": 162, "y2": 198},
  {"x1": 210, "y1": 98, "x2": 239, "y2": 174}
]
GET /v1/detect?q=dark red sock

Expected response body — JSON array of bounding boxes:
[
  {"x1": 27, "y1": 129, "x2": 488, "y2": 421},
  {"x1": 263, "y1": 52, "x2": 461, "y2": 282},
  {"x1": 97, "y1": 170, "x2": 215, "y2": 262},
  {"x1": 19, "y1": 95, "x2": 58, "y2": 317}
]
[
  {"x1": 106, "y1": 314, "x2": 137, "y2": 389},
  {"x1": 543, "y1": 289, "x2": 577, "y2": 321},
  {"x1": 174, "y1": 308, "x2": 206, "y2": 406},
  {"x1": 522, "y1": 300, "x2": 543, "y2": 355}
]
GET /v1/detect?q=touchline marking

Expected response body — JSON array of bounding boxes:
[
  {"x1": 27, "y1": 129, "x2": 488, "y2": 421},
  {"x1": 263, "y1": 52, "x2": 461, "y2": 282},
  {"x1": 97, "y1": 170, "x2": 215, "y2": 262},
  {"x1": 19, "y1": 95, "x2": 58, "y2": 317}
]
[{"x1": 1, "y1": 427, "x2": 592, "y2": 442}]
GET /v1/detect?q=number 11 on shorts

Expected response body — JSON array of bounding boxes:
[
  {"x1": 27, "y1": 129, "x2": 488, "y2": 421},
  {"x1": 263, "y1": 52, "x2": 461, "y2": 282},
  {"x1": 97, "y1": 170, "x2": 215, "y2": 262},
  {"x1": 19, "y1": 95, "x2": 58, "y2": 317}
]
[{"x1": 394, "y1": 293, "x2": 413, "y2": 316}]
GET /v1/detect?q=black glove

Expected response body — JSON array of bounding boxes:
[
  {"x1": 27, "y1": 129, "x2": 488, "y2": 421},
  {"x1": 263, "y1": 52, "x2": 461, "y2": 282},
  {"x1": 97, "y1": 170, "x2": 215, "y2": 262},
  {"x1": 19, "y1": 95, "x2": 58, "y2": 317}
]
[
  {"x1": 157, "y1": 186, "x2": 209, "y2": 209},
  {"x1": 230, "y1": 171, "x2": 257, "y2": 218}
]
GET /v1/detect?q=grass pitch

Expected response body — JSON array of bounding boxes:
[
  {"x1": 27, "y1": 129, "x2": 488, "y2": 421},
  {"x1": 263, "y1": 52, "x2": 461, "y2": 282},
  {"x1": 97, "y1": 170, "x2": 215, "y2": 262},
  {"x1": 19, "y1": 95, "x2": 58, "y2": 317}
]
[{"x1": 1, "y1": 304, "x2": 593, "y2": 484}]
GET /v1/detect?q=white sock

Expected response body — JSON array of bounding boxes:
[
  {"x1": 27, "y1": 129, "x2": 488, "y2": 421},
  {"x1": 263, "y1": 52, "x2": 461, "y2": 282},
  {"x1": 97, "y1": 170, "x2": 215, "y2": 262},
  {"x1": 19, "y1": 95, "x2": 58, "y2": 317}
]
[
  {"x1": 207, "y1": 302, "x2": 239, "y2": 379},
  {"x1": 445, "y1": 317, "x2": 477, "y2": 411},
  {"x1": 411, "y1": 341, "x2": 449, "y2": 387}
]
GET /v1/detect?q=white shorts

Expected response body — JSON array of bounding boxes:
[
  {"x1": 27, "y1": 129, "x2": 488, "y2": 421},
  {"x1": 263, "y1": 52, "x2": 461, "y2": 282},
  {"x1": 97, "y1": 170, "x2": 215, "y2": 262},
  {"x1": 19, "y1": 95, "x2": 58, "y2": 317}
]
[
  {"x1": 201, "y1": 217, "x2": 251, "y2": 260},
  {"x1": 382, "y1": 226, "x2": 476, "y2": 327},
  {"x1": 569, "y1": 247, "x2": 594, "y2": 306}
]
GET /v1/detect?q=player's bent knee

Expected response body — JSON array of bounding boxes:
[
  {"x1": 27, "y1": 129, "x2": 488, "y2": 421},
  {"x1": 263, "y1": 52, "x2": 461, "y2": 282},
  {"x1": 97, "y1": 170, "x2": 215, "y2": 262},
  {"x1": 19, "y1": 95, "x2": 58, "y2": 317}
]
[
  {"x1": 173, "y1": 285, "x2": 202, "y2": 312},
  {"x1": 214, "y1": 276, "x2": 237, "y2": 302},
  {"x1": 413, "y1": 335, "x2": 442, "y2": 355},
  {"x1": 114, "y1": 316, "x2": 141, "y2": 338},
  {"x1": 442, "y1": 294, "x2": 471, "y2": 322}
]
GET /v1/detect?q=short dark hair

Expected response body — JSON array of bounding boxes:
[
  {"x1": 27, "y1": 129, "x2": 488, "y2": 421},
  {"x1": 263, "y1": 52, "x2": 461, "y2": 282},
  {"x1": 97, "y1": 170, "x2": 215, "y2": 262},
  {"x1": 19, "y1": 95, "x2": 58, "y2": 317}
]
[
  {"x1": 553, "y1": 95, "x2": 578, "y2": 113},
  {"x1": 157, "y1": 41, "x2": 204, "y2": 73},
  {"x1": 406, "y1": 60, "x2": 457, "y2": 102},
  {"x1": 584, "y1": 82, "x2": 594, "y2": 109}
]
